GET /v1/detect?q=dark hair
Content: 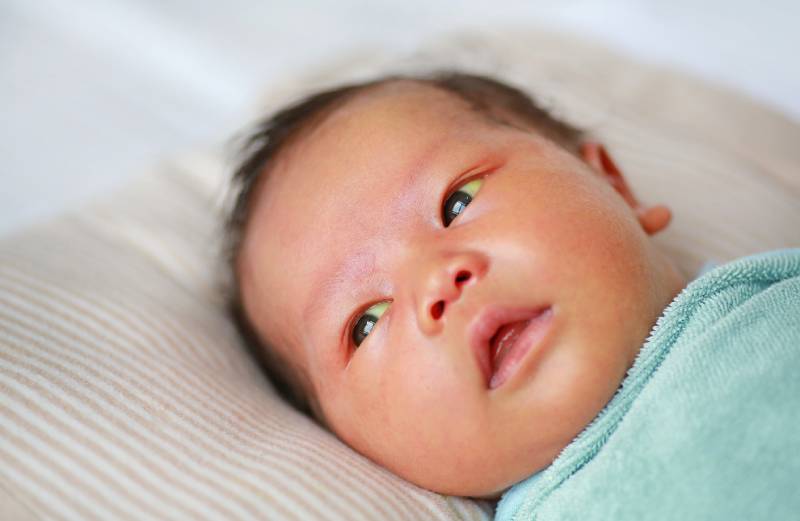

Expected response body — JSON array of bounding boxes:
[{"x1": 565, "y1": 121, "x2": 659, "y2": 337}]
[{"x1": 223, "y1": 70, "x2": 584, "y2": 427}]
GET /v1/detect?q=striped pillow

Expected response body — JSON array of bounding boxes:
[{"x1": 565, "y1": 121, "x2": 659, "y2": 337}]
[
  {"x1": 2, "y1": 27, "x2": 799, "y2": 520},
  {"x1": 0, "y1": 164, "x2": 493, "y2": 520}
]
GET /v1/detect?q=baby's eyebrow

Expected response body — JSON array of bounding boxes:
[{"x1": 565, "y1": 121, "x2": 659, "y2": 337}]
[{"x1": 304, "y1": 249, "x2": 377, "y2": 326}]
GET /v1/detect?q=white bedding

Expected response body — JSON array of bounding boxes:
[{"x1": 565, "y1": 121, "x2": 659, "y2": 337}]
[{"x1": 1, "y1": 0, "x2": 799, "y2": 238}]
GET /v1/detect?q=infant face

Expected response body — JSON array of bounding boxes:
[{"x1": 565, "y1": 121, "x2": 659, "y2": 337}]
[{"x1": 238, "y1": 81, "x2": 685, "y2": 498}]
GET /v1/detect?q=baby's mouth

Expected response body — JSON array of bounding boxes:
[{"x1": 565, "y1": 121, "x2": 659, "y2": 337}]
[
  {"x1": 489, "y1": 319, "x2": 532, "y2": 374},
  {"x1": 469, "y1": 305, "x2": 554, "y2": 390}
]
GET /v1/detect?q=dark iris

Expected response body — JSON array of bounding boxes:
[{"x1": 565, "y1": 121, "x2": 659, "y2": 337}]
[
  {"x1": 442, "y1": 190, "x2": 472, "y2": 227},
  {"x1": 352, "y1": 313, "x2": 378, "y2": 347}
]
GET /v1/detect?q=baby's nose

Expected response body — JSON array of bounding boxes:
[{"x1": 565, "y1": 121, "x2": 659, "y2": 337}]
[
  {"x1": 429, "y1": 270, "x2": 472, "y2": 320},
  {"x1": 416, "y1": 251, "x2": 488, "y2": 336}
]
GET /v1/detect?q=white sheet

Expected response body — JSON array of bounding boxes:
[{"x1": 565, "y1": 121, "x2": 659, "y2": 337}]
[{"x1": 2, "y1": 0, "x2": 798, "y2": 237}]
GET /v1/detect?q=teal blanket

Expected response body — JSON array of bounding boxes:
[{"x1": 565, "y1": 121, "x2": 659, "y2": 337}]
[{"x1": 496, "y1": 249, "x2": 800, "y2": 520}]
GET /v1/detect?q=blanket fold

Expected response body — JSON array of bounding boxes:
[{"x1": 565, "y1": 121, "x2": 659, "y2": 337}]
[{"x1": 496, "y1": 248, "x2": 800, "y2": 521}]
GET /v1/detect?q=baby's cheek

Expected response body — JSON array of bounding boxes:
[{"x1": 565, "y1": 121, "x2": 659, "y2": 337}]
[{"x1": 382, "y1": 343, "x2": 455, "y2": 414}]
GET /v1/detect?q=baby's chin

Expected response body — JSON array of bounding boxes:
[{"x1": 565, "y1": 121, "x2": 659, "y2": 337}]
[
  {"x1": 389, "y1": 445, "x2": 556, "y2": 500},
  {"x1": 428, "y1": 468, "x2": 509, "y2": 499},
  {"x1": 470, "y1": 488, "x2": 507, "y2": 501}
]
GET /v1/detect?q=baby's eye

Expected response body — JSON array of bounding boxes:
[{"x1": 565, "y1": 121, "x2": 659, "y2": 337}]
[
  {"x1": 351, "y1": 301, "x2": 390, "y2": 348},
  {"x1": 442, "y1": 178, "x2": 483, "y2": 227}
]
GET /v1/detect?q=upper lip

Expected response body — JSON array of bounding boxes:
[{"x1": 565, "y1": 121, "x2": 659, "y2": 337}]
[{"x1": 468, "y1": 304, "x2": 547, "y2": 388}]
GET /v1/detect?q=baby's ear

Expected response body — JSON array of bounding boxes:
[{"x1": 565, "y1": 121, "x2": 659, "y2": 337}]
[{"x1": 580, "y1": 141, "x2": 672, "y2": 236}]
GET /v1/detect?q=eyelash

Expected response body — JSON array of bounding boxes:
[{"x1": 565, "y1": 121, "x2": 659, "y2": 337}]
[{"x1": 346, "y1": 173, "x2": 486, "y2": 352}]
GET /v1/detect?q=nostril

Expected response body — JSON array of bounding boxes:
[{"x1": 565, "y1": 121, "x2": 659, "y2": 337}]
[
  {"x1": 455, "y1": 270, "x2": 471, "y2": 287},
  {"x1": 431, "y1": 301, "x2": 445, "y2": 320}
]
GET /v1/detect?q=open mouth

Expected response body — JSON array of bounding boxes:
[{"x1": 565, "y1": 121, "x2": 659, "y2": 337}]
[
  {"x1": 490, "y1": 319, "x2": 532, "y2": 373},
  {"x1": 470, "y1": 305, "x2": 554, "y2": 389}
]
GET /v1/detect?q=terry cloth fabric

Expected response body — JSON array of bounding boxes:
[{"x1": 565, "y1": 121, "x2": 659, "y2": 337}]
[{"x1": 496, "y1": 248, "x2": 800, "y2": 521}]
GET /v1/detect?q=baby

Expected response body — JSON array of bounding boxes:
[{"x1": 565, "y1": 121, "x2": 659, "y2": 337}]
[{"x1": 223, "y1": 70, "x2": 687, "y2": 501}]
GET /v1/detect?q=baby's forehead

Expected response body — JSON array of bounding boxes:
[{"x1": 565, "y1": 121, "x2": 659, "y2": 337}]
[
  {"x1": 336, "y1": 79, "x2": 474, "y2": 118},
  {"x1": 296, "y1": 80, "x2": 480, "y2": 151},
  {"x1": 255, "y1": 80, "x2": 514, "y2": 251},
  {"x1": 252, "y1": 95, "x2": 460, "y2": 286},
  {"x1": 262, "y1": 83, "x2": 490, "y2": 222}
]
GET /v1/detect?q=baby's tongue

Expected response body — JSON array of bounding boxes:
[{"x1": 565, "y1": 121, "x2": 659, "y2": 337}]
[{"x1": 491, "y1": 319, "x2": 531, "y2": 372}]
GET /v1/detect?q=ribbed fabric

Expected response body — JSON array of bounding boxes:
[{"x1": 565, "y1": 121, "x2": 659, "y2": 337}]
[
  {"x1": 2, "y1": 26, "x2": 800, "y2": 520},
  {"x1": 0, "y1": 167, "x2": 492, "y2": 521}
]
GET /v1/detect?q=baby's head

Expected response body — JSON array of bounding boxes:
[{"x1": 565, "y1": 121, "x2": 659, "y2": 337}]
[{"x1": 225, "y1": 71, "x2": 686, "y2": 498}]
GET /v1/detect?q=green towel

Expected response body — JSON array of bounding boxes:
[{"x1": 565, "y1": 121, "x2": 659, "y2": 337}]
[{"x1": 495, "y1": 248, "x2": 800, "y2": 520}]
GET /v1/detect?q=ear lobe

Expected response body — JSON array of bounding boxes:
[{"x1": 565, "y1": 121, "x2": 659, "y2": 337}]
[
  {"x1": 580, "y1": 141, "x2": 672, "y2": 236},
  {"x1": 637, "y1": 205, "x2": 673, "y2": 236}
]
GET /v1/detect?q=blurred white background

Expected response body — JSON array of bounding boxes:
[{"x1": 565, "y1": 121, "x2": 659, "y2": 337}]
[{"x1": 2, "y1": 0, "x2": 799, "y2": 237}]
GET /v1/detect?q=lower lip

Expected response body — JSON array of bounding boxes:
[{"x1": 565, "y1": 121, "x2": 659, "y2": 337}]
[{"x1": 490, "y1": 307, "x2": 554, "y2": 389}]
